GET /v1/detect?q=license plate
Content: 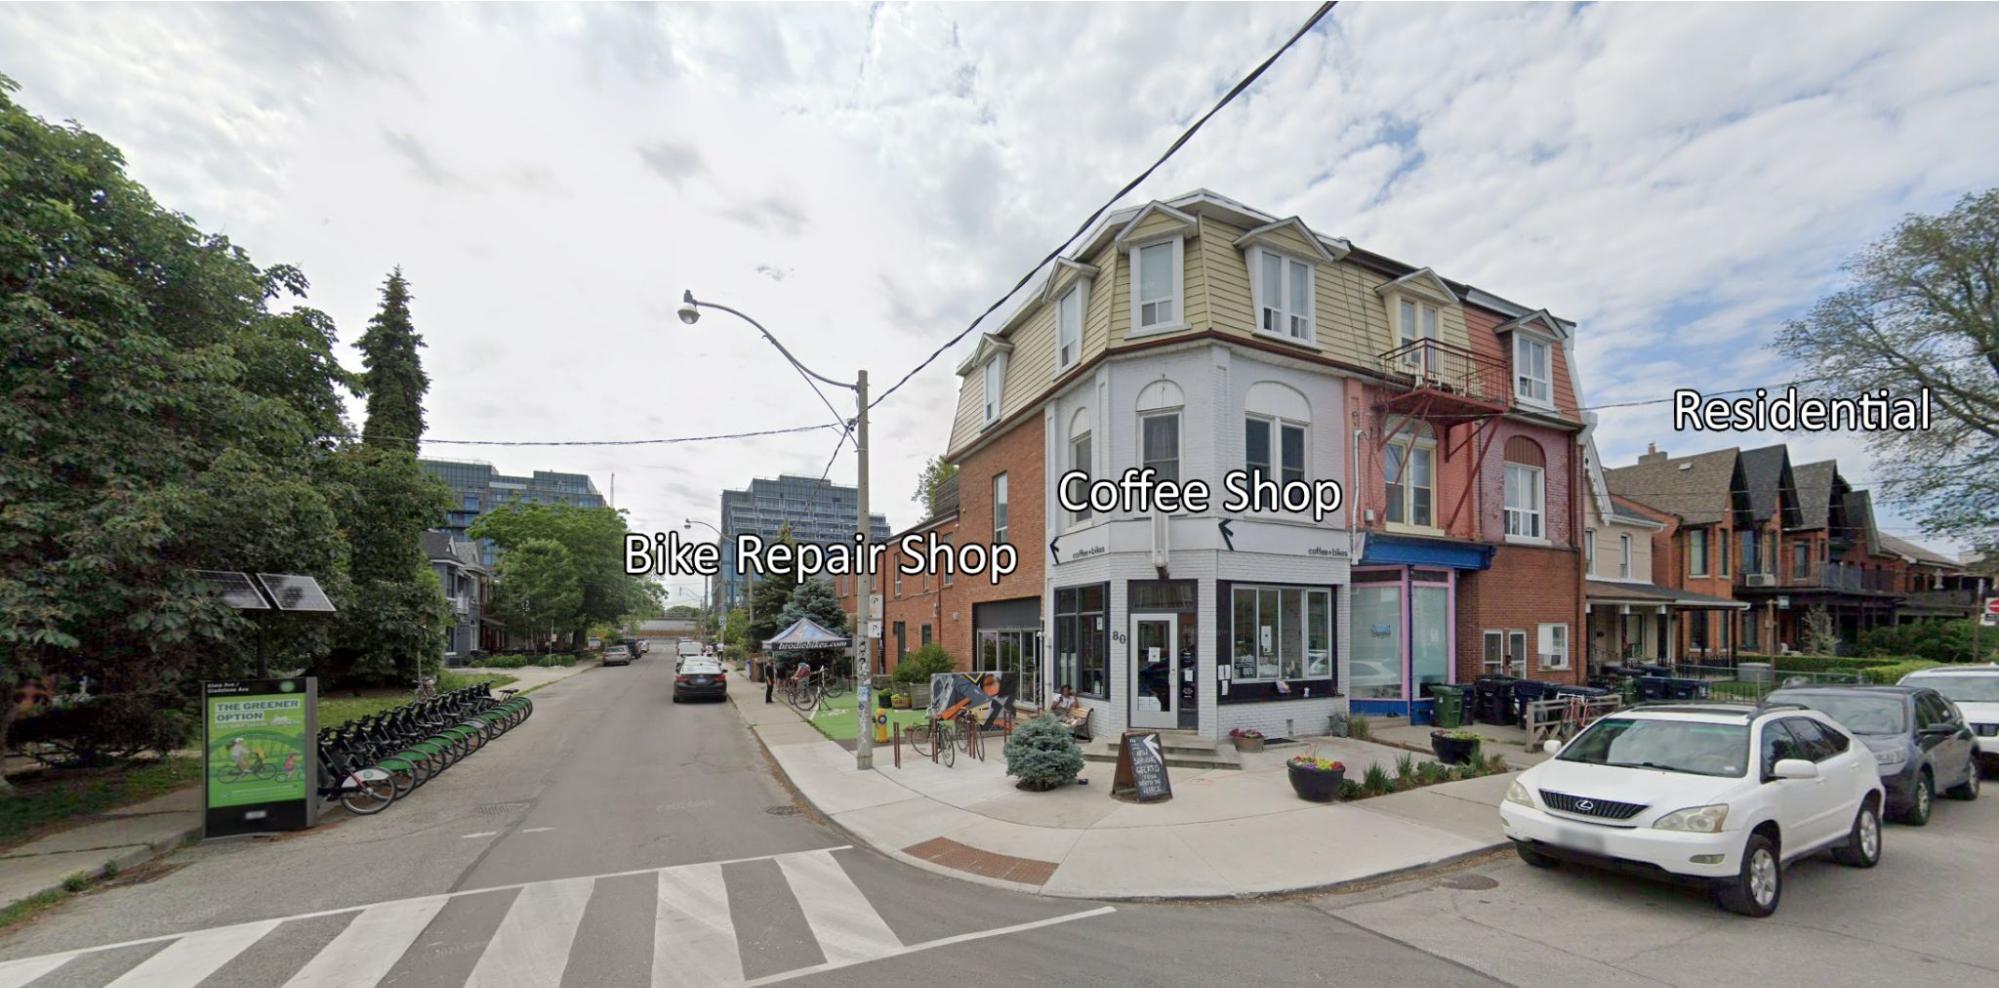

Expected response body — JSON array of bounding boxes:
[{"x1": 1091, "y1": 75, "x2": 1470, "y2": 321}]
[
  {"x1": 1564, "y1": 829, "x2": 1606, "y2": 854},
  {"x1": 692, "y1": 677, "x2": 711, "y2": 685}
]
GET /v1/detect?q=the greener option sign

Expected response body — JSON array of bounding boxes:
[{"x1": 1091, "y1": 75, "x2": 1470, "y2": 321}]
[{"x1": 204, "y1": 678, "x2": 318, "y2": 837}]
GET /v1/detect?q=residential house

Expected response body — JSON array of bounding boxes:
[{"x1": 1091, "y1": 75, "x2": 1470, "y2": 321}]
[
  {"x1": 423, "y1": 532, "x2": 492, "y2": 663},
  {"x1": 1605, "y1": 445, "x2": 1753, "y2": 660}
]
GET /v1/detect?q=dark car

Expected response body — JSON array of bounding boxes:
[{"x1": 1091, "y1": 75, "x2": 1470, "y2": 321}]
[
  {"x1": 1765, "y1": 684, "x2": 1980, "y2": 824},
  {"x1": 673, "y1": 658, "x2": 727, "y2": 702}
]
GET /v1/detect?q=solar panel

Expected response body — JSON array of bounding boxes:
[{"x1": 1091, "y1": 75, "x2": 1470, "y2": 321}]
[
  {"x1": 189, "y1": 570, "x2": 271, "y2": 610},
  {"x1": 255, "y1": 573, "x2": 337, "y2": 613}
]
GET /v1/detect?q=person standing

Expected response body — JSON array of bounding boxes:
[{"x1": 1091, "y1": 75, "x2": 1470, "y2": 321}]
[{"x1": 763, "y1": 655, "x2": 776, "y2": 704}]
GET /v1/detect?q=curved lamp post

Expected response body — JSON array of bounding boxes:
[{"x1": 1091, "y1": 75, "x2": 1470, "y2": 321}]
[{"x1": 678, "y1": 291, "x2": 877, "y2": 771}]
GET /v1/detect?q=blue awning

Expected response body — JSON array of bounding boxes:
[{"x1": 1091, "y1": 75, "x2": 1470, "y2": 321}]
[{"x1": 1358, "y1": 533, "x2": 1494, "y2": 571}]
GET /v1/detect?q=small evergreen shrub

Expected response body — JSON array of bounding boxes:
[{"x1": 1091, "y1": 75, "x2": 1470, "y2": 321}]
[
  {"x1": 1003, "y1": 715, "x2": 1084, "y2": 791},
  {"x1": 891, "y1": 643, "x2": 956, "y2": 684}
]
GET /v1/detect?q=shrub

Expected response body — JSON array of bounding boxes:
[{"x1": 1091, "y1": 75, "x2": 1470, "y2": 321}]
[
  {"x1": 1860, "y1": 659, "x2": 1947, "y2": 684},
  {"x1": 13, "y1": 693, "x2": 194, "y2": 766},
  {"x1": 1415, "y1": 761, "x2": 1447, "y2": 785},
  {"x1": 1394, "y1": 753, "x2": 1416, "y2": 785},
  {"x1": 891, "y1": 643, "x2": 955, "y2": 684},
  {"x1": 1858, "y1": 620, "x2": 1999, "y2": 664},
  {"x1": 1003, "y1": 715, "x2": 1084, "y2": 791},
  {"x1": 1361, "y1": 764, "x2": 1391, "y2": 795},
  {"x1": 481, "y1": 654, "x2": 529, "y2": 669},
  {"x1": 1347, "y1": 714, "x2": 1372, "y2": 741}
]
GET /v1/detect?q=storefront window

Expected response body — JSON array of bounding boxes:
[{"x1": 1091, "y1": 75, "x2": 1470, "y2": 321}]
[
  {"x1": 1228, "y1": 585, "x2": 1333, "y2": 683},
  {"x1": 977, "y1": 629, "x2": 1041, "y2": 707},
  {"x1": 1055, "y1": 584, "x2": 1108, "y2": 698},
  {"x1": 1352, "y1": 585, "x2": 1403, "y2": 699},
  {"x1": 1412, "y1": 584, "x2": 1449, "y2": 692}
]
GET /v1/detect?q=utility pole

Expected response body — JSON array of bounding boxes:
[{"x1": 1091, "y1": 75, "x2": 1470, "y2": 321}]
[{"x1": 853, "y1": 370, "x2": 874, "y2": 770}]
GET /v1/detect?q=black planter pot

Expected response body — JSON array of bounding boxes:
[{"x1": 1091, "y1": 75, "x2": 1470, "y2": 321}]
[
  {"x1": 1287, "y1": 762, "x2": 1346, "y2": 802},
  {"x1": 1430, "y1": 731, "x2": 1481, "y2": 765}
]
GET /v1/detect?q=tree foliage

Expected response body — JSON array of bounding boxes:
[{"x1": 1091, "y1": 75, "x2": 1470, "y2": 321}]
[
  {"x1": 469, "y1": 503, "x2": 660, "y2": 647},
  {"x1": 779, "y1": 579, "x2": 849, "y2": 636},
  {"x1": 1003, "y1": 715, "x2": 1083, "y2": 791},
  {"x1": 912, "y1": 455, "x2": 958, "y2": 516},
  {"x1": 489, "y1": 539, "x2": 581, "y2": 646},
  {"x1": 322, "y1": 444, "x2": 451, "y2": 685},
  {"x1": 1777, "y1": 189, "x2": 1999, "y2": 557},
  {"x1": 357, "y1": 268, "x2": 428, "y2": 448}
]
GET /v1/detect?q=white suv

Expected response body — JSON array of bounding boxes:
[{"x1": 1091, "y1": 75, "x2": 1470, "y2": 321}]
[
  {"x1": 1899, "y1": 664, "x2": 1999, "y2": 776},
  {"x1": 1500, "y1": 703, "x2": 1884, "y2": 916}
]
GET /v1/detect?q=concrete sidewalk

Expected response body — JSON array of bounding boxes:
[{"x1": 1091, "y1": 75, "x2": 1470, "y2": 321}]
[
  {"x1": 0, "y1": 787, "x2": 201, "y2": 912},
  {"x1": 728, "y1": 676, "x2": 1514, "y2": 900},
  {"x1": 455, "y1": 655, "x2": 601, "y2": 691}
]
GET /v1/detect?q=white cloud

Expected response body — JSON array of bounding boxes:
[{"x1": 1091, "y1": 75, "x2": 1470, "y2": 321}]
[{"x1": 5, "y1": 0, "x2": 1995, "y2": 594}]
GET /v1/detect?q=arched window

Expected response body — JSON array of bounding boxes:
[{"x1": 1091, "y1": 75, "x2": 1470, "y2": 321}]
[
  {"x1": 1244, "y1": 382, "x2": 1310, "y2": 486},
  {"x1": 1504, "y1": 437, "x2": 1546, "y2": 540},
  {"x1": 1067, "y1": 406, "x2": 1095, "y2": 522},
  {"x1": 1135, "y1": 379, "x2": 1183, "y2": 482},
  {"x1": 1384, "y1": 423, "x2": 1436, "y2": 527}
]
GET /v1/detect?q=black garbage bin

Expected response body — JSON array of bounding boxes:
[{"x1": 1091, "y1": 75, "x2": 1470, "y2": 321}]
[
  {"x1": 1508, "y1": 680, "x2": 1559, "y2": 725},
  {"x1": 1637, "y1": 675, "x2": 1671, "y2": 702},
  {"x1": 1666, "y1": 677, "x2": 1710, "y2": 701},
  {"x1": 1473, "y1": 675, "x2": 1521, "y2": 724},
  {"x1": 1636, "y1": 664, "x2": 1673, "y2": 677}
]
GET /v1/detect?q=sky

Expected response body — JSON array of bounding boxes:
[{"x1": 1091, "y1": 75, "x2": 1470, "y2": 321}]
[{"x1": 5, "y1": 2, "x2": 1996, "y2": 603}]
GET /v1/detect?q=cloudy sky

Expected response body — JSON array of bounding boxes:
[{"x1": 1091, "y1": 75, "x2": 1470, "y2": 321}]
[{"x1": 6, "y1": 2, "x2": 1995, "y2": 599}]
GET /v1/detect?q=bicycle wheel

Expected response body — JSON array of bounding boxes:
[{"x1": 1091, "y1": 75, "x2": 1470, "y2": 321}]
[
  {"x1": 939, "y1": 724, "x2": 956, "y2": 767},
  {"x1": 339, "y1": 773, "x2": 396, "y2": 815}
]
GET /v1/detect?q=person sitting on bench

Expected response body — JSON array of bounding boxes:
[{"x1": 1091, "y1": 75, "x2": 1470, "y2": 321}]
[{"x1": 1051, "y1": 685, "x2": 1090, "y2": 738}]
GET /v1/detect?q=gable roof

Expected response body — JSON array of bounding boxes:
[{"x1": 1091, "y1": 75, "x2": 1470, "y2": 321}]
[
  {"x1": 1231, "y1": 216, "x2": 1346, "y2": 263},
  {"x1": 1878, "y1": 533, "x2": 1961, "y2": 569},
  {"x1": 1038, "y1": 257, "x2": 1100, "y2": 303},
  {"x1": 1373, "y1": 267, "x2": 1460, "y2": 304},
  {"x1": 1736, "y1": 445, "x2": 1796, "y2": 526},
  {"x1": 1494, "y1": 309, "x2": 1569, "y2": 341},
  {"x1": 1603, "y1": 448, "x2": 1742, "y2": 527},
  {"x1": 1112, "y1": 201, "x2": 1198, "y2": 244},
  {"x1": 1842, "y1": 490, "x2": 1882, "y2": 555},
  {"x1": 952, "y1": 333, "x2": 1014, "y2": 376},
  {"x1": 1791, "y1": 460, "x2": 1839, "y2": 530}
]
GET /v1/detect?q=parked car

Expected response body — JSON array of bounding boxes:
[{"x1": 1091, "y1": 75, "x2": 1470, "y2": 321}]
[
  {"x1": 1899, "y1": 664, "x2": 1999, "y2": 777},
  {"x1": 588, "y1": 637, "x2": 604, "y2": 651},
  {"x1": 673, "y1": 657, "x2": 727, "y2": 702},
  {"x1": 602, "y1": 644, "x2": 632, "y2": 667},
  {"x1": 616, "y1": 637, "x2": 643, "y2": 660},
  {"x1": 1500, "y1": 703, "x2": 1883, "y2": 917},
  {"x1": 1766, "y1": 685, "x2": 1979, "y2": 824},
  {"x1": 676, "y1": 638, "x2": 704, "y2": 671},
  {"x1": 637, "y1": 639, "x2": 651, "y2": 654}
]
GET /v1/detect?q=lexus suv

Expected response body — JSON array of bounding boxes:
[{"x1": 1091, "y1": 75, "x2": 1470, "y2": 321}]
[
  {"x1": 1899, "y1": 664, "x2": 1999, "y2": 777},
  {"x1": 1500, "y1": 703, "x2": 1884, "y2": 917}
]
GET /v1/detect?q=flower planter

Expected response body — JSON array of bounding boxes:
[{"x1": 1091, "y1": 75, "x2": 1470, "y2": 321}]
[
  {"x1": 1287, "y1": 762, "x2": 1345, "y2": 802},
  {"x1": 1430, "y1": 730, "x2": 1482, "y2": 765},
  {"x1": 890, "y1": 694, "x2": 911, "y2": 709},
  {"x1": 1232, "y1": 736, "x2": 1265, "y2": 753}
]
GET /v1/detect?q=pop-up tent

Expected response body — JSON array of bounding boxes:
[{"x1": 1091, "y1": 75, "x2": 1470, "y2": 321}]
[{"x1": 762, "y1": 617, "x2": 851, "y2": 652}]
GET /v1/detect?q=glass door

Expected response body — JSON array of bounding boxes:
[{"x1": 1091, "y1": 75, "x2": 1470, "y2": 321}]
[{"x1": 1130, "y1": 613, "x2": 1179, "y2": 729}]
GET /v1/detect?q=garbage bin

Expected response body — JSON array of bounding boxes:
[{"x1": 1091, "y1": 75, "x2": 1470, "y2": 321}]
[
  {"x1": 1637, "y1": 675, "x2": 1671, "y2": 702},
  {"x1": 1666, "y1": 677, "x2": 1710, "y2": 701},
  {"x1": 1473, "y1": 675, "x2": 1521, "y2": 724},
  {"x1": 1408, "y1": 697, "x2": 1436, "y2": 726},
  {"x1": 1429, "y1": 684, "x2": 1468, "y2": 729},
  {"x1": 1508, "y1": 680, "x2": 1559, "y2": 725}
]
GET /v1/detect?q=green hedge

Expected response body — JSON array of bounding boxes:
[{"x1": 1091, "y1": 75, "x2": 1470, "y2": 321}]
[
  {"x1": 1734, "y1": 654, "x2": 1902, "y2": 673},
  {"x1": 1857, "y1": 620, "x2": 1999, "y2": 664},
  {"x1": 1858, "y1": 660, "x2": 1946, "y2": 684}
]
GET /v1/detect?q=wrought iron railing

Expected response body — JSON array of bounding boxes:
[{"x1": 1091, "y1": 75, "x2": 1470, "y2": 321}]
[{"x1": 1377, "y1": 338, "x2": 1510, "y2": 407}]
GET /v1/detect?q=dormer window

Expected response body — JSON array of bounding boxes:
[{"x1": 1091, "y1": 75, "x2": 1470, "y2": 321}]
[
  {"x1": 1252, "y1": 248, "x2": 1314, "y2": 342},
  {"x1": 982, "y1": 355, "x2": 1006, "y2": 425},
  {"x1": 1399, "y1": 298, "x2": 1440, "y2": 370},
  {"x1": 1056, "y1": 284, "x2": 1083, "y2": 370},
  {"x1": 1515, "y1": 333, "x2": 1552, "y2": 406},
  {"x1": 1130, "y1": 238, "x2": 1184, "y2": 333}
]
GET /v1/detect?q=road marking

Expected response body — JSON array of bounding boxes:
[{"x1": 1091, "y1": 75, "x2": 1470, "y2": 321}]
[
  {"x1": 652, "y1": 862, "x2": 739, "y2": 986},
  {"x1": 774, "y1": 850, "x2": 901, "y2": 966},
  {"x1": 743, "y1": 906, "x2": 1118, "y2": 987},
  {"x1": 0, "y1": 953, "x2": 74, "y2": 988},
  {"x1": 460, "y1": 831, "x2": 500, "y2": 839},
  {"x1": 521, "y1": 826, "x2": 556, "y2": 833},
  {"x1": 282, "y1": 894, "x2": 448, "y2": 988},
  {"x1": 105, "y1": 919, "x2": 280, "y2": 988},
  {"x1": 463, "y1": 875, "x2": 593, "y2": 988}
]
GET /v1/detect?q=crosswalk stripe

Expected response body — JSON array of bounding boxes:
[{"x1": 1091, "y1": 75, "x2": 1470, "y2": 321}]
[
  {"x1": 772, "y1": 850, "x2": 901, "y2": 967},
  {"x1": 281, "y1": 894, "x2": 450, "y2": 988},
  {"x1": 462, "y1": 875, "x2": 594, "y2": 988},
  {"x1": 0, "y1": 953, "x2": 75, "y2": 988},
  {"x1": 105, "y1": 919, "x2": 280, "y2": 988},
  {"x1": 652, "y1": 862, "x2": 740, "y2": 986}
]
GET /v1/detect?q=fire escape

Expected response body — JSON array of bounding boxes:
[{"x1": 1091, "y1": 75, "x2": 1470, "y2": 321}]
[{"x1": 1374, "y1": 338, "x2": 1513, "y2": 532}]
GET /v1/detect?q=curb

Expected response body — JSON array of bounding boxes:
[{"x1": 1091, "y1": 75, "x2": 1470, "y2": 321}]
[
  {"x1": 728, "y1": 692, "x2": 1513, "y2": 903},
  {"x1": 1, "y1": 819, "x2": 204, "y2": 915}
]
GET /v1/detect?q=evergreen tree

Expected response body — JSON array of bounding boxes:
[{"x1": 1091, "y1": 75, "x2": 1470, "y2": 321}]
[
  {"x1": 779, "y1": 579, "x2": 848, "y2": 634},
  {"x1": 357, "y1": 268, "x2": 428, "y2": 448},
  {"x1": 1003, "y1": 715, "x2": 1083, "y2": 791}
]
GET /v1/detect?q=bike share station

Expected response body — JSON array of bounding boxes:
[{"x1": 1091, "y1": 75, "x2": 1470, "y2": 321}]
[{"x1": 190, "y1": 570, "x2": 335, "y2": 838}]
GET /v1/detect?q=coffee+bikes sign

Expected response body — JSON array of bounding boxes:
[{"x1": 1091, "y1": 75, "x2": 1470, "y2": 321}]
[
  {"x1": 1112, "y1": 731, "x2": 1172, "y2": 803},
  {"x1": 204, "y1": 678, "x2": 319, "y2": 838}
]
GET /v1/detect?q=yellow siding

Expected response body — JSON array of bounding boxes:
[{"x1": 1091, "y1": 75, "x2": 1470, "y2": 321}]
[
  {"x1": 1354, "y1": 268, "x2": 1470, "y2": 361},
  {"x1": 1082, "y1": 243, "x2": 1115, "y2": 365},
  {"x1": 1125, "y1": 209, "x2": 1188, "y2": 243},
  {"x1": 1183, "y1": 229, "x2": 1208, "y2": 331},
  {"x1": 1202, "y1": 216, "x2": 1254, "y2": 338},
  {"x1": 1006, "y1": 300, "x2": 1057, "y2": 410},
  {"x1": 947, "y1": 368, "x2": 985, "y2": 453}
]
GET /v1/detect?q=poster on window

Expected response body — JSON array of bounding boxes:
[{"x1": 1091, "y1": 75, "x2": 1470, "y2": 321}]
[{"x1": 928, "y1": 672, "x2": 1017, "y2": 729}]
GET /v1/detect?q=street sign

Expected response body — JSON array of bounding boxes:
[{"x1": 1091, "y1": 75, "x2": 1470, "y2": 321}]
[
  {"x1": 868, "y1": 593, "x2": 883, "y2": 612},
  {"x1": 204, "y1": 678, "x2": 318, "y2": 838},
  {"x1": 1982, "y1": 597, "x2": 1999, "y2": 627},
  {"x1": 868, "y1": 620, "x2": 883, "y2": 640}
]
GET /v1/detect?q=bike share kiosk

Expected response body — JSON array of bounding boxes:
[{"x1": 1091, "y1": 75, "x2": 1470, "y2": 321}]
[{"x1": 204, "y1": 677, "x2": 319, "y2": 837}]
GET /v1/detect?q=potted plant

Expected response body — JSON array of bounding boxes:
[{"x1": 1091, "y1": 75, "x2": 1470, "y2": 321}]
[
  {"x1": 890, "y1": 691, "x2": 911, "y2": 709},
  {"x1": 1228, "y1": 727, "x2": 1265, "y2": 753},
  {"x1": 1286, "y1": 752, "x2": 1346, "y2": 802},
  {"x1": 1430, "y1": 728, "x2": 1483, "y2": 765}
]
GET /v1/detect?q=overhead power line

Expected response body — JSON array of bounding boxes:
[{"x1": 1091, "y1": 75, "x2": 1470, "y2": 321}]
[
  {"x1": 322, "y1": 422, "x2": 839, "y2": 449},
  {"x1": 866, "y1": 2, "x2": 1339, "y2": 412}
]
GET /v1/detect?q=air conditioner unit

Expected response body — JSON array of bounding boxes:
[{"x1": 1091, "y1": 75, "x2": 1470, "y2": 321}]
[{"x1": 1745, "y1": 574, "x2": 1776, "y2": 588}]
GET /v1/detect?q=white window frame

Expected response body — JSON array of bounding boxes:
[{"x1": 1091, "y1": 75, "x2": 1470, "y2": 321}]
[
  {"x1": 1397, "y1": 296, "x2": 1441, "y2": 371},
  {"x1": 1249, "y1": 246, "x2": 1316, "y2": 345},
  {"x1": 1228, "y1": 585, "x2": 1333, "y2": 683},
  {"x1": 981, "y1": 354, "x2": 1007, "y2": 426},
  {"x1": 1585, "y1": 528, "x2": 1596, "y2": 575},
  {"x1": 1244, "y1": 414, "x2": 1307, "y2": 487},
  {"x1": 1619, "y1": 534, "x2": 1633, "y2": 579},
  {"x1": 1507, "y1": 629, "x2": 1528, "y2": 675},
  {"x1": 1128, "y1": 236, "x2": 1187, "y2": 336},
  {"x1": 1139, "y1": 410, "x2": 1181, "y2": 483},
  {"x1": 992, "y1": 472, "x2": 1009, "y2": 546},
  {"x1": 1068, "y1": 431, "x2": 1093, "y2": 524},
  {"x1": 1504, "y1": 463, "x2": 1545, "y2": 542},
  {"x1": 1383, "y1": 427, "x2": 1437, "y2": 530},
  {"x1": 1483, "y1": 630, "x2": 1506, "y2": 673},
  {"x1": 1055, "y1": 282, "x2": 1085, "y2": 371},
  {"x1": 1514, "y1": 332, "x2": 1553, "y2": 408},
  {"x1": 1538, "y1": 623, "x2": 1570, "y2": 671}
]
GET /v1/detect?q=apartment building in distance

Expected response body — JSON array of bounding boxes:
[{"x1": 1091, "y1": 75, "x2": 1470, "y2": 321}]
[
  {"x1": 419, "y1": 459, "x2": 607, "y2": 567},
  {"x1": 864, "y1": 189, "x2": 1592, "y2": 742},
  {"x1": 717, "y1": 475, "x2": 890, "y2": 614}
]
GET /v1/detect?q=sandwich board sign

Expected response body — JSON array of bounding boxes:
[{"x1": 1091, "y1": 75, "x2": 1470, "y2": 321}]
[
  {"x1": 204, "y1": 678, "x2": 318, "y2": 838},
  {"x1": 1112, "y1": 731, "x2": 1172, "y2": 803}
]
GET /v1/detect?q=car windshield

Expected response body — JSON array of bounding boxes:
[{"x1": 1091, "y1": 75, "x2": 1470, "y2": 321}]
[
  {"x1": 1771, "y1": 693, "x2": 1907, "y2": 735},
  {"x1": 1907, "y1": 675, "x2": 1999, "y2": 703},
  {"x1": 1558, "y1": 718, "x2": 1749, "y2": 778}
]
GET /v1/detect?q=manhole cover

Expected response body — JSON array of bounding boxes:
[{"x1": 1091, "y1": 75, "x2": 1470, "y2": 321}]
[
  {"x1": 764, "y1": 805, "x2": 800, "y2": 816},
  {"x1": 1438, "y1": 874, "x2": 1499, "y2": 890}
]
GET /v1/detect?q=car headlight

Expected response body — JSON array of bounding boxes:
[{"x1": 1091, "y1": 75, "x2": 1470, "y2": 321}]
[
  {"x1": 1505, "y1": 780, "x2": 1534, "y2": 807},
  {"x1": 1874, "y1": 748, "x2": 1908, "y2": 768},
  {"x1": 1653, "y1": 804, "x2": 1729, "y2": 833}
]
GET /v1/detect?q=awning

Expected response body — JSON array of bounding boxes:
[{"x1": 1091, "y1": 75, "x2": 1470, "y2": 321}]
[
  {"x1": 1586, "y1": 580, "x2": 1749, "y2": 610},
  {"x1": 763, "y1": 617, "x2": 852, "y2": 652},
  {"x1": 1358, "y1": 533, "x2": 1495, "y2": 571}
]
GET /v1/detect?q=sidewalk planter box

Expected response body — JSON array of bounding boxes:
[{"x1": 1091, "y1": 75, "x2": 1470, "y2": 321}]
[
  {"x1": 1233, "y1": 736, "x2": 1264, "y2": 753},
  {"x1": 1286, "y1": 761, "x2": 1345, "y2": 802},
  {"x1": 890, "y1": 694, "x2": 911, "y2": 709},
  {"x1": 1430, "y1": 730, "x2": 1482, "y2": 765}
]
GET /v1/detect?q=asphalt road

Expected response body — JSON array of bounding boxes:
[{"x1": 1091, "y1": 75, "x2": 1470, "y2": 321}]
[{"x1": 4, "y1": 658, "x2": 1994, "y2": 985}]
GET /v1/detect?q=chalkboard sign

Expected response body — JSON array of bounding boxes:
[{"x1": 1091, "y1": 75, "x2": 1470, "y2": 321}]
[{"x1": 1112, "y1": 731, "x2": 1172, "y2": 803}]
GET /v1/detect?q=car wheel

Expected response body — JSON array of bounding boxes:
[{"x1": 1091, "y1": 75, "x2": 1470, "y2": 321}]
[
  {"x1": 1713, "y1": 833, "x2": 1781, "y2": 917},
  {"x1": 1830, "y1": 801, "x2": 1881, "y2": 868},
  {"x1": 1901, "y1": 771, "x2": 1933, "y2": 825},
  {"x1": 1514, "y1": 842, "x2": 1559, "y2": 869},
  {"x1": 1946, "y1": 761, "x2": 1980, "y2": 801}
]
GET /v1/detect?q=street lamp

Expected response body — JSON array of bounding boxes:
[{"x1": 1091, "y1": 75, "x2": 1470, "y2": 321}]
[{"x1": 677, "y1": 291, "x2": 878, "y2": 771}]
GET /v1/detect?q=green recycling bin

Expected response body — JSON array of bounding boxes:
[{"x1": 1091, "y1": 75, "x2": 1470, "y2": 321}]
[{"x1": 1429, "y1": 684, "x2": 1468, "y2": 729}]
